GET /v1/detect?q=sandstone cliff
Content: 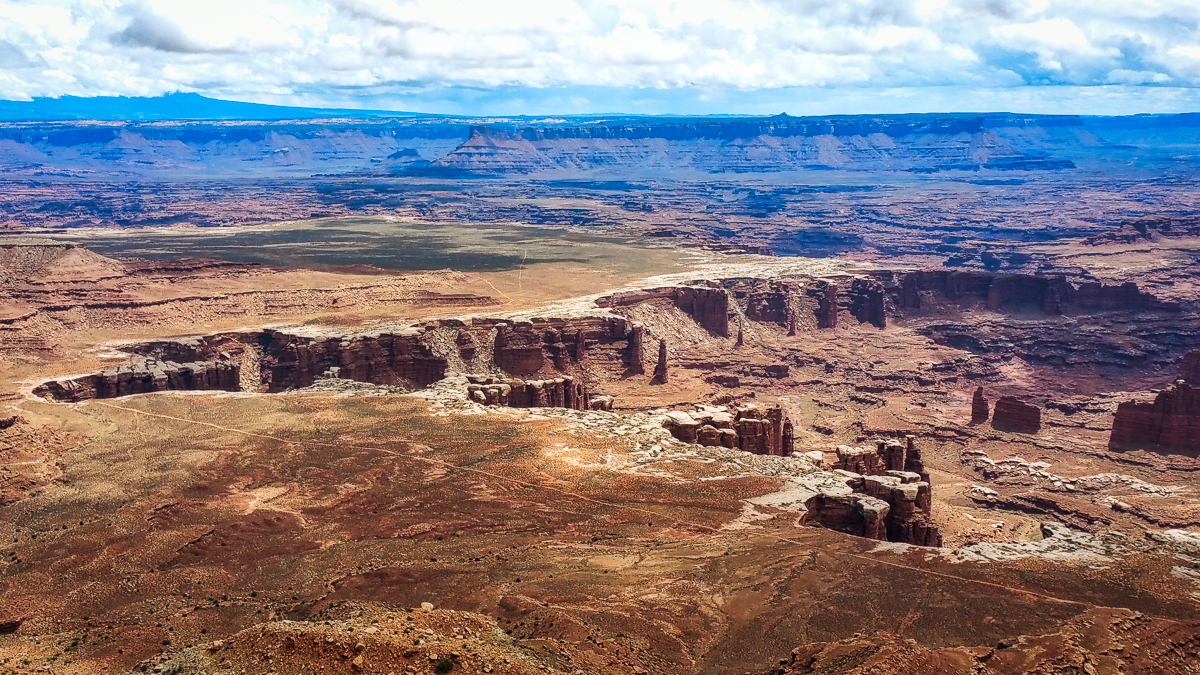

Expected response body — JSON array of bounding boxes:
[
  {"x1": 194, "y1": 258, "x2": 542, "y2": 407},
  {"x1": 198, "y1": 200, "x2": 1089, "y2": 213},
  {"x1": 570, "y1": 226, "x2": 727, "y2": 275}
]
[
  {"x1": 1110, "y1": 381, "x2": 1200, "y2": 453},
  {"x1": 876, "y1": 270, "x2": 1172, "y2": 316},
  {"x1": 33, "y1": 359, "x2": 240, "y2": 402}
]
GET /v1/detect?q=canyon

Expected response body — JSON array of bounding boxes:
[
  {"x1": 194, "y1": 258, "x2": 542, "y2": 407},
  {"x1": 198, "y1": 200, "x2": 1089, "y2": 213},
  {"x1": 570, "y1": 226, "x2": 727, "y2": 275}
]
[{"x1": 2, "y1": 108, "x2": 1200, "y2": 675}]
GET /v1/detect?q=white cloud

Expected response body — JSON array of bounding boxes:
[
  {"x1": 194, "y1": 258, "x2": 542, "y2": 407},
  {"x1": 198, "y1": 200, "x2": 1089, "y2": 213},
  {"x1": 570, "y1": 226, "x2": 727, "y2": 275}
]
[{"x1": 0, "y1": 0, "x2": 1197, "y2": 108}]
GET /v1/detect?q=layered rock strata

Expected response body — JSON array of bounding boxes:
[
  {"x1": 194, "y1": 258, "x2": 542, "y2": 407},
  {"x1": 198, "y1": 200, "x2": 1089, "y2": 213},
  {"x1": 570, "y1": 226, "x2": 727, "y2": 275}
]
[
  {"x1": 258, "y1": 328, "x2": 448, "y2": 391},
  {"x1": 597, "y1": 285, "x2": 730, "y2": 336},
  {"x1": 423, "y1": 115, "x2": 1085, "y2": 175},
  {"x1": 816, "y1": 436, "x2": 940, "y2": 546},
  {"x1": 34, "y1": 359, "x2": 240, "y2": 402},
  {"x1": 991, "y1": 396, "x2": 1042, "y2": 434},
  {"x1": 874, "y1": 270, "x2": 1173, "y2": 316},
  {"x1": 661, "y1": 404, "x2": 794, "y2": 456},
  {"x1": 37, "y1": 314, "x2": 640, "y2": 402},
  {"x1": 464, "y1": 374, "x2": 592, "y2": 411},
  {"x1": 1110, "y1": 381, "x2": 1200, "y2": 453}
]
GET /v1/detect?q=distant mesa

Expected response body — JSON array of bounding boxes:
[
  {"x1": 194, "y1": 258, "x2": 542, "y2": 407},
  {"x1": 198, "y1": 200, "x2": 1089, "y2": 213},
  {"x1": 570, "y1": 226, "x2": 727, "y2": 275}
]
[
  {"x1": 11, "y1": 109, "x2": 1200, "y2": 178},
  {"x1": 417, "y1": 115, "x2": 1086, "y2": 176}
]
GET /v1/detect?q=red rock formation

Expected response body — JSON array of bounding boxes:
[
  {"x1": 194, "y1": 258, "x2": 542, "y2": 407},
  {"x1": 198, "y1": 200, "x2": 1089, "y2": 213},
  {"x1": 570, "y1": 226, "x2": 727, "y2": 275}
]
[
  {"x1": 34, "y1": 359, "x2": 241, "y2": 402},
  {"x1": 971, "y1": 387, "x2": 990, "y2": 424},
  {"x1": 494, "y1": 321, "x2": 547, "y2": 375},
  {"x1": 804, "y1": 493, "x2": 890, "y2": 541},
  {"x1": 849, "y1": 278, "x2": 887, "y2": 328},
  {"x1": 1109, "y1": 381, "x2": 1200, "y2": 453},
  {"x1": 1180, "y1": 350, "x2": 1200, "y2": 385},
  {"x1": 827, "y1": 437, "x2": 941, "y2": 546},
  {"x1": 573, "y1": 329, "x2": 587, "y2": 362},
  {"x1": 662, "y1": 411, "x2": 700, "y2": 443},
  {"x1": 627, "y1": 323, "x2": 645, "y2": 375},
  {"x1": 596, "y1": 285, "x2": 729, "y2": 336},
  {"x1": 661, "y1": 404, "x2": 793, "y2": 455},
  {"x1": 816, "y1": 281, "x2": 838, "y2": 328},
  {"x1": 733, "y1": 404, "x2": 790, "y2": 455},
  {"x1": 672, "y1": 286, "x2": 730, "y2": 336},
  {"x1": 727, "y1": 278, "x2": 803, "y2": 328},
  {"x1": 466, "y1": 374, "x2": 593, "y2": 411},
  {"x1": 652, "y1": 339, "x2": 668, "y2": 384},
  {"x1": 879, "y1": 270, "x2": 1172, "y2": 316},
  {"x1": 991, "y1": 396, "x2": 1041, "y2": 434},
  {"x1": 902, "y1": 435, "x2": 929, "y2": 483},
  {"x1": 259, "y1": 328, "x2": 448, "y2": 391}
]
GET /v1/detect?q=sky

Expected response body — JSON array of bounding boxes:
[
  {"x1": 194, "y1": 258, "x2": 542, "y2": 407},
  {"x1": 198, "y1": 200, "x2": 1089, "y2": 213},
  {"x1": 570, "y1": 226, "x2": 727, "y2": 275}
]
[{"x1": 2, "y1": 0, "x2": 1200, "y2": 115}]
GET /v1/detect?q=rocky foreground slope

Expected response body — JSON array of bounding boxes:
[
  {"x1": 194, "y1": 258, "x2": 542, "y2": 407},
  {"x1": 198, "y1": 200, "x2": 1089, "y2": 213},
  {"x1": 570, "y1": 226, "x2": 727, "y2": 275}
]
[{"x1": 6, "y1": 234, "x2": 1200, "y2": 673}]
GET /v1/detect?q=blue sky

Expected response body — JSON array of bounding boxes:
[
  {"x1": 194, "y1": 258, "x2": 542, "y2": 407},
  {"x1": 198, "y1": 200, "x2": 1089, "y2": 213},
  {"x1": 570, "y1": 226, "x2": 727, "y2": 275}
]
[{"x1": 2, "y1": 0, "x2": 1200, "y2": 115}]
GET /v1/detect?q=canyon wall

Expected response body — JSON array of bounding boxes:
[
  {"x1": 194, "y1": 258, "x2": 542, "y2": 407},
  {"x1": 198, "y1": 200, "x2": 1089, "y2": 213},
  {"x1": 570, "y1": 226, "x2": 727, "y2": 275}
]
[
  {"x1": 597, "y1": 285, "x2": 730, "y2": 336},
  {"x1": 991, "y1": 396, "x2": 1042, "y2": 434},
  {"x1": 32, "y1": 359, "x2": 240, "y2": 402},
  {"x1": 35, "y1": 315, "x2": 639, "y2": 404},
  {"x1": 875, "y1": 270, "x2": 1172, "y2": 316}
]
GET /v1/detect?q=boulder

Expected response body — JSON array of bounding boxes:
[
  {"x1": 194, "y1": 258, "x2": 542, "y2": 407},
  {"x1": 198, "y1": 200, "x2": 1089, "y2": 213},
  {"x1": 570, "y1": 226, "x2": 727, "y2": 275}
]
[
  {"x1": 696, "y1": 425, "x2": 724, "y2": 447},
  {"x1": 662, "y1": 411, "x2": 700, "y2": 443},
  {"x1": 588, "y1": 395, "x2": 614, "y2": 411}
]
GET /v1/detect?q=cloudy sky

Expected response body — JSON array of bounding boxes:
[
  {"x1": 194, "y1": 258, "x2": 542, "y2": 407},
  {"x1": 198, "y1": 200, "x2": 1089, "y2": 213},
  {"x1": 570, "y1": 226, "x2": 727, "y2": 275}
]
[{"x1": 2, "y1": 0, "x2": 1200, "y2": 115}]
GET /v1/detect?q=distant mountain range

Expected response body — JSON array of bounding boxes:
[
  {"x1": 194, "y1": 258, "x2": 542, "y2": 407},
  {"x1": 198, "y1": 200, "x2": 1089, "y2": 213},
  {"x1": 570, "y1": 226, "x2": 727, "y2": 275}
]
[{"x1": 1, "y1": 95, "x2": 1199, "y2": 177}]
